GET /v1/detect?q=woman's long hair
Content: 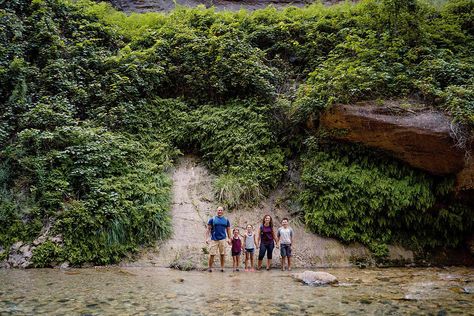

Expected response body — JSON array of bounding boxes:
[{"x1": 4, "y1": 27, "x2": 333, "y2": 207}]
[{"x1": 261, "y1": 214, "x2": 273, "y2": 228}]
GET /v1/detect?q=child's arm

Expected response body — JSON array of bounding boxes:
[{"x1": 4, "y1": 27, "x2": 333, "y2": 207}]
[
  {"x1": 290, "y1": 228, "x2": 294, "y2": 247},
  {"x1": 272, "y1": 228, "x2": 279, "y2": 248},
  {"x1": 277, "y1": 227, "x2": 281, "y2": 247}
]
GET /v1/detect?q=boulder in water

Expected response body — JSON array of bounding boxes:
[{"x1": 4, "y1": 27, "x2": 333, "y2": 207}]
[{"x1": 293, "y1": 271, "x2": 338, "y2": 286}]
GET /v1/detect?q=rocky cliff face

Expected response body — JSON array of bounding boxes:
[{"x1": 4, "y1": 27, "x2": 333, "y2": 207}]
[
  {"x1": 111, "y1": 0, "x2": 312, "y2": 13},
  {"x1": 319, "y1": 102, "x2": 474, "y2": 192}
]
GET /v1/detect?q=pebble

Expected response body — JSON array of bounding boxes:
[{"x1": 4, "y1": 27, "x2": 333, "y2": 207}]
[
  {"x1": 60, "y1": 262, "x2": 70, "y2": 269},
  {"x1": 462, "y1": 286, "x2": 474, "y2": 294},
  {"x1": 64, "y1": 271, "x2": 80, "y2": 275},
  {"x1": 287, "y1": 304, "x2": 300, "y2": 310},
  {"x1": 376, "y1": 277, "x2": 390, "y2": 282},
  {"x1": 135, "y1": 306, "x2": 147, "y2": 312}
]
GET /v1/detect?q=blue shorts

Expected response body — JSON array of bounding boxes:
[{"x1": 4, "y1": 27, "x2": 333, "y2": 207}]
[
  {"x1": 280, "y1": 244, "x2": 292, "y2": 257},
  {"x1": 245, "y1": 248, "x2": 255, "y2": 254}
]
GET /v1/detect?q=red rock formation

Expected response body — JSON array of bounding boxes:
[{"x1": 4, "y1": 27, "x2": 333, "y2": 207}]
[{"x1": 319, "y1": 102, "x2": 473, "y2": 190}]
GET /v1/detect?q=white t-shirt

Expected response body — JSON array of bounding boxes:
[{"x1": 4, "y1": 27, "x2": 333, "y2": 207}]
[{"x1": 277, "y1": 227, "x2": 293, "y2": 245}]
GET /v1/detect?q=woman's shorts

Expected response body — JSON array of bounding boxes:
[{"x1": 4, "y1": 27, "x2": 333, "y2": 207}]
[
  {"x1": 280, "y1": 244, "x2": 292, "y2": 257},
  {"x1": 245, "y1": 248, "x2": 255, "y2": 254},
  {"x1": 258, "y1": 243, "x2": 274, "y2": 260},
  {"x1": 232, "y1": 251, "x2": 241, "y2": 256}
]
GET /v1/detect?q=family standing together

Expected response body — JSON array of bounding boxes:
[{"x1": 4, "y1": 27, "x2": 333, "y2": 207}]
[{"x1": 205, "y1": 206, "x2": 294, "y2": 272}]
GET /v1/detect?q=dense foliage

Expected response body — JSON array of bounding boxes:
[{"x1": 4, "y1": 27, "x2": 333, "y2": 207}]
[
  {"x1": 299, "y1": 141, "x2": 472, "y2": 257},
  {"x1": 0, "y1": 0, "x2": 472, "y2": 265},
  {"x1": 189, "y1": 101, "x2": 286, "y2": 206}
]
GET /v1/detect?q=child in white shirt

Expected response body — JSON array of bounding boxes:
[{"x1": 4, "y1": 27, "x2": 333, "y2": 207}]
[{"x1": 277, "y1": 218, "x2": 294, "y2": 271}]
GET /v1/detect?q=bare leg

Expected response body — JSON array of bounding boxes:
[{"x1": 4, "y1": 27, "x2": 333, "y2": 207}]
[
  {"x1": 281, "y1": 256, "x2": 285, "y2": 270},
  {"x1": 267, "y1": 259, "x2": 272, "y2": 270},
  {"x1": 250, "y1": 254, "x2": 254, "y2": 270},
  {"x1": 220, "y1": 254, "x2": 225, "y2": 271},
  {"x1": 236, "y1": 255, "x2": 240, "y2": 271},
  {"x1": 288, "y1": 257, "x2": 292, "y2": 271},
  {"x1": 208, "y1": 255, "x2": 215, "y2": 271},
  {"x1": 257, "y1": 259, "x2": 263, "y2": 270},
  {"x1": 245, "y1": 253, "x2": 249, "y2": 269}
]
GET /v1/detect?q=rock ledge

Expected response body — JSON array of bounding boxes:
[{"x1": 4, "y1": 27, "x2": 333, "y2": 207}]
[{"x1": 319, "y1": 102, "x2": 473, "y2": 191}]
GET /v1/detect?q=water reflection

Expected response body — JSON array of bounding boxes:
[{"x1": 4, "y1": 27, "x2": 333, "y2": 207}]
[{"x1": 0, "y1": 267, "x2": 473, "y2": 315}]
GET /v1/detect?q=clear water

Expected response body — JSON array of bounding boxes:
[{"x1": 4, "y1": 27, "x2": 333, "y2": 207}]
[{"x1": 1, "y1": 267, "x2": 473, "y2": 315}]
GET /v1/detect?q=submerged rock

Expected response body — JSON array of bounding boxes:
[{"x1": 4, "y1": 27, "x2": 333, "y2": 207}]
[
  {"x1": 463, "y1": 285, "x2": 474, "y2": 294},
  {"x1": 293, "y1": 271, "x2": 338, "y2": 286}
]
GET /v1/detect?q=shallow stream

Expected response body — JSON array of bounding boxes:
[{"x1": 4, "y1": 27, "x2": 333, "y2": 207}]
[{"x1": 1, "y1": 267, "x2": 473, "y2": 315}]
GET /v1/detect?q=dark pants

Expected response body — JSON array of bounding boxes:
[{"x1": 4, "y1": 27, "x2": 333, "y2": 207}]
[{"x1": 258, "y1": 243, "x2": 274, "y2": 260}]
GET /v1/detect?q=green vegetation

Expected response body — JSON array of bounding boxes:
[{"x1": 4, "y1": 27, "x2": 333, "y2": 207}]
[
  {"x1": 0, "y1": 0, "x2": 472, "y2": 265},
  {"x1": 189, "y1": 102, "x2": 286, "y2": 206},
  {"x1": 299, "y1": 142, "x2": 472, "y2": 257}
]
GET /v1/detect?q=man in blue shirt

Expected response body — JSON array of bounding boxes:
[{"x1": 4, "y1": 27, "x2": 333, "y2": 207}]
[{"x1": 206, "y1": 206, "x2": 231, "y2": 272}]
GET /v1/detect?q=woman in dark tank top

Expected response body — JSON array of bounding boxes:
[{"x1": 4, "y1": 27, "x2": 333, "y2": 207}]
[{"x1": 256, "y1": 214, "x2": 278, "y2": 270}]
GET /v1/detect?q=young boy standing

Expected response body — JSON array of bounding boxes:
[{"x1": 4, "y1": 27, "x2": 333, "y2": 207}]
[{"x1": 277, "y1": 218, "x2": 294, "y2": 271}]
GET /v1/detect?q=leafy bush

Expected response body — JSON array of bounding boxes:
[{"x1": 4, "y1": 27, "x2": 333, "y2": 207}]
[
  {"x1": 2, "y1": 121, "x2": 173, "y2": 265},
  {"x1": 0, "y1": 0, "x2": 177, "y2": 265},
  {"x1": 189, "y1": 101, "x2": 286, "y2": 205},
  {"x1": 32, "y1": 240, "x2": 63, "y2": 268},
  {"x1": 299, "y1": 143, "x2": 473, "y2": 256}
]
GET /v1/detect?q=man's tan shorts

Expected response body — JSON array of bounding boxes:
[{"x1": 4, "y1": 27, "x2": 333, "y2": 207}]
[{"x1": 209, "y1": 239, "x2": 227, "y2": 256}]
